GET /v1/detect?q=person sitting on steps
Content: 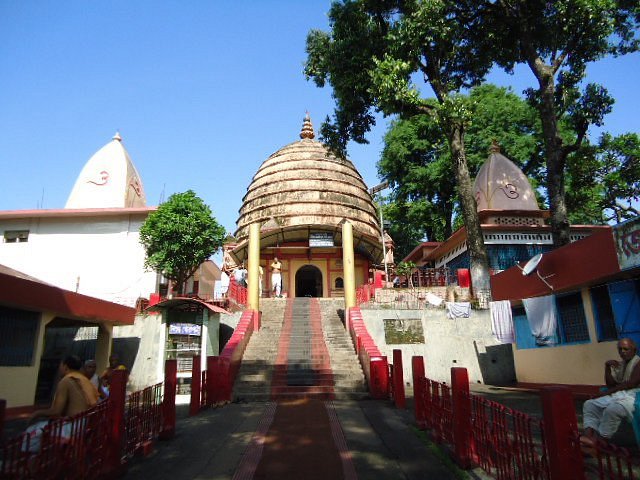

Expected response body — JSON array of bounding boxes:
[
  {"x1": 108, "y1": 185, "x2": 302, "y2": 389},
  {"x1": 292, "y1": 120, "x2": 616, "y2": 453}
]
[{"x1": 580, "y1": 338, "x2": 640, "y2": 451}]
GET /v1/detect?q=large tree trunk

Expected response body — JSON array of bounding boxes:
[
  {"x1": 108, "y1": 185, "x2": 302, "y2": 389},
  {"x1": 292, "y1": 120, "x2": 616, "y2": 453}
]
[
  {"x1": 533, "y1": 63, "x2": 571, "y2": 247},
  {"x1": 448, "y1": 124, "x2": 492, "y2": 300}
]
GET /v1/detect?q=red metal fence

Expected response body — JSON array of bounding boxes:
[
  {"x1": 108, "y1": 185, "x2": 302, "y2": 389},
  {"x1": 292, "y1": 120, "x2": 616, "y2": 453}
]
[
  {"x1": 1, "y1": 362, "x2": 177, "y2": 480},
  {"x1": 409, "y1": 356, "x2": 639, "y2": 480},
  {"x1": 227, "y1": 278, "x2": 247, "y2": 307}
]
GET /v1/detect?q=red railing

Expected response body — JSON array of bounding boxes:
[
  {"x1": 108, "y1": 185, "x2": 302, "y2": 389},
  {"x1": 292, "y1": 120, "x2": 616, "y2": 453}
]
[
  {"x1": 123, "y1": 382, "x2": 163, "y2": 460},
  {"x1": 227, "y1": 278, "x2": 247, "y2": 306},
  {"x1": 1, "y1": 362, "x2": 177, "y2": 479},
  {"x1": 411, "y1": 357, "x2": 639, "y2": 479},
  {"x1": 356, "y1": 283, "x2": 375, "y2": 306},
  {"x1": 0, "y1": 401, "x2": 111, "y2": 480}
]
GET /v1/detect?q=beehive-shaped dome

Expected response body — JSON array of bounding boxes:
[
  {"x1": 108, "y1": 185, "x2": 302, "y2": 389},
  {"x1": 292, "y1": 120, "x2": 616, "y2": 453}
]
[{"x1": 234, "y1": 114, "x2": 379, "y2": 242}]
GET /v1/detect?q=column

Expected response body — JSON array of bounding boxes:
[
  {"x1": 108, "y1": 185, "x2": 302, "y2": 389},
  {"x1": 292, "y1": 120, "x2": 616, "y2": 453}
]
[
  {"x1": 248, "y1": 222, "x2": 261, "y2": 311},
  {"x1": 342, "y1": 221, "x2": 356, "y2": 309}
]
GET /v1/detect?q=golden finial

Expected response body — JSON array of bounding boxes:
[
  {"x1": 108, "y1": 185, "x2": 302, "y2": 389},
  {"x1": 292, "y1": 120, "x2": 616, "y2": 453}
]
[
  {"x1": 489, "y1": 139, "x2": 501, "y2": 153},
  {"x1": 300, "y1": 112, "x2": 315, "y2": 140}
]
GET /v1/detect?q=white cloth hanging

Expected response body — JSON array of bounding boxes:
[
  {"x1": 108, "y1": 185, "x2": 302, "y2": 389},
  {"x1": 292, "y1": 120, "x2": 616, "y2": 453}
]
[
  {"x1": 490, "y1": 300, "x2": 514, "y2": 343},
  {"x1": 446, "y1": 302, "x2": 471, "y2": 319},
  {"x1": 522, "y1": 295, "x2": 557, "y2": 345},
  {"x1": 425, "y1": 292, "x2": 444, "y2": 307}
]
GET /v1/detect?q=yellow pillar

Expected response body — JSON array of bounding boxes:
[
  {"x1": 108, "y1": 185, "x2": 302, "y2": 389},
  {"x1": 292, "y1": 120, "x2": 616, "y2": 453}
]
[
  {"x1": 248, "y1": 222, "x2": 261, "y2": 311},
  {"x1": 342, "y1": 221, "x2": 356, "y2": 309}
]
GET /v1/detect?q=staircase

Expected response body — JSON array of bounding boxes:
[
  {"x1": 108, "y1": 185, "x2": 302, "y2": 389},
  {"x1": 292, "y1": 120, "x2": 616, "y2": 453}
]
[{"x1": 232, "y1": 297, "x2": 367, "y2": 401}]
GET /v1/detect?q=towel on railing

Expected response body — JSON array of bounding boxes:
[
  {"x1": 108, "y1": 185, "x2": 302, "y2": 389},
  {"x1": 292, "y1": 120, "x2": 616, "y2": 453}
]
[
  {"x1": 425, "y1": 292, "x2": 444, "y2": 307},
  {"x1": 490, "y1": 300, "x2": 514, "y2": 343},
  {"x1": 446, "y1": 302, "x2": 471, "y2": 318}
]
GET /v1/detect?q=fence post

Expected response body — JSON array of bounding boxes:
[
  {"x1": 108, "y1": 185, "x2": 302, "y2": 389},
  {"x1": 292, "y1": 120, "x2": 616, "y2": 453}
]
[
  {"x1": 189, "y1": 355, "x2": 202, "y2": 416},
  {"x1": 108, "y1": 369, "x2": 127, "y2": 476},
  {"x1": 0, "y1": 399, "x2": 5, "y2": 440},
  {"x1": 370, "y1": 357, "x2": 389, "y2": 399},
  {"x1": 393, "y1": 349, "x2": 406, "y2": 409},
  {"x1": 206, "y1": 356, "x2": 216, "y2": 407},
  {"x1": 412, "y1": 357, "x2": 426, "y2": 428},
  {"x1": 541, "y1": 387, "x2": 585, "y2": 480},
  {"x1": 451, "y1": 367, "x2": 472, "y2": 469},
  {"x1": 161, "y1": 359, "x2": 177, "y2": 439}
]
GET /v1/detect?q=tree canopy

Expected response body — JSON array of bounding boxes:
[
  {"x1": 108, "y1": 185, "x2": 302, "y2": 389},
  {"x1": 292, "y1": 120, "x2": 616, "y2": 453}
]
[
  {"x1": 139, "y1": 190, "x2": 225, "y2": 294},
  {"x1": 378, "y1": 84, "x2": 546, "y2": 258},
  {"x1": 306, "y1": 0, "x2": 494, "y2": 293},
  {"x1": 485, "y1": 0, "x2": 639, "y2": 245}
]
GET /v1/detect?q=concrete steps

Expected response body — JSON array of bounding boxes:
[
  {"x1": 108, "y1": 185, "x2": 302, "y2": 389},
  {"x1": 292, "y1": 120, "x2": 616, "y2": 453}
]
[{"x1": 232, "y1": 297, "x2": 368, "y2": 402}]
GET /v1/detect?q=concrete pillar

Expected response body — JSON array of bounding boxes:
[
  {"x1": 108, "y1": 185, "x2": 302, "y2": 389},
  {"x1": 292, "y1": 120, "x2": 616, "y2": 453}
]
[
  {"x1": 248, "y1": 223, "x2": 261, "y2": 311},
  {"x1": 342, "y1": 221, "x2": 356, "y2": 309},
  {"x1": 96, "y1": 323, "x2": 113, "y2": 373}
]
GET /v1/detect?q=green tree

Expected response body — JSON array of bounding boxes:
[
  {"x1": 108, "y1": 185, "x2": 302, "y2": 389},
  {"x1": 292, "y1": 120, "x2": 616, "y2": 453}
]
[
  {"x1": 395, "y1": 261, "x2": 417, "y2": 288},
  {"x1": 486, "y1": 0, "x2": 640, "y2": 245},
  {"x1": 379, "y1": 84, "x2": 546, "y2": 260},
  {"x1": 566, "y1": 133, "x2": 640, "y2": 224},
  {"x1": 139, "y1": 190, "x2": 225, "y2": 295},
  {"x1": 306, "y1": 0, "x2": 493, "y2": 296}
]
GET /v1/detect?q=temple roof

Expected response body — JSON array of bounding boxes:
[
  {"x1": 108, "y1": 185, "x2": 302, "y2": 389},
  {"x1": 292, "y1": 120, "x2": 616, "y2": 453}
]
[
  {"x1": 474, "y1": 142, "x2": 539, "y2": 212},
  {"x1": 234, "y1": 114, "x2": 380, "y2": 245},
  {"x1": 65, "y1": 133, "x2": 147, "y2": 209}
]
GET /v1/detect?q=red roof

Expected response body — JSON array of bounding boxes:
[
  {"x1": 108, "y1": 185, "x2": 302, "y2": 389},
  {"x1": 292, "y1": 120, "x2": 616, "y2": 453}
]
[
  {"x1": 0, "y1": 207, "x2": 156, "y2": 219},
  {"x1": 490, "y1": 227, "x2": 619, "y2": 300},
  {"x1": 0, "y1": 265, "x2": 135, "y2": 325}
]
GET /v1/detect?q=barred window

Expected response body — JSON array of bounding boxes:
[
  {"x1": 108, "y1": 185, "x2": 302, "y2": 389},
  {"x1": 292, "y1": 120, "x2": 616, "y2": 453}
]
[
  {"x1": 3, "y1": 230, "x2": 29, "y2": 243},
  {"x1": 556, "y1": 293, "x2": 590, "y2": 343},
  {"x1": 0, "y1": 306, "x2": 40, "y2": 366},
  {"x1": 590, "y1": 285, "x2": 618, "y2": 341}
]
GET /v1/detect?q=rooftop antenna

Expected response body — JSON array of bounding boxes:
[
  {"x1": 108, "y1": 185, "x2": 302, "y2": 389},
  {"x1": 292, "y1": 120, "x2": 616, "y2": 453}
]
[
  {"x1": 159, "y1": 183, "x2": 166, "y2": 204},
  {"x1": 516, "y1": 253, "x2": 555, "y2": 290}
]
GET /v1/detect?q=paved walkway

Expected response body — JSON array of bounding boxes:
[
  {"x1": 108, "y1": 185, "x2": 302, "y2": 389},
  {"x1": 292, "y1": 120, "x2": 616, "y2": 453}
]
[{"x1": 123, "y1": 398, "x2": 461, "y2": 480}]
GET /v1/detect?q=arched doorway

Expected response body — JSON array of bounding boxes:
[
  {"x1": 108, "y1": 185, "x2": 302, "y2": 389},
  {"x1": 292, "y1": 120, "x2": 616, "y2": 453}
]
[{"x1": 295, "y1": 265, "x2": 323, "y2": 297}]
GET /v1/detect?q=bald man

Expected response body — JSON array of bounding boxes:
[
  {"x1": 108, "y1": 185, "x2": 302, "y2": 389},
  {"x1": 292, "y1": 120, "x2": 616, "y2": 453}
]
[{"x1": 581, "y1": 338, "x2": 640, "y2": 448}]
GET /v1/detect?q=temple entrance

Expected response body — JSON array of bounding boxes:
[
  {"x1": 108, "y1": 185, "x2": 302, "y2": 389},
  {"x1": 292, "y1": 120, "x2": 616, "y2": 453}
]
[{"x1": 295, "y1": 265, "x2": 323, "y2": 297}]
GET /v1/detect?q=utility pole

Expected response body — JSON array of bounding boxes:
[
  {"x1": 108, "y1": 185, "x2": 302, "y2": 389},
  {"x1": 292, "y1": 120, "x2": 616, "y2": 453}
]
[{"x1": 369, "y1": 181, "x2": 390, "y2": 285}]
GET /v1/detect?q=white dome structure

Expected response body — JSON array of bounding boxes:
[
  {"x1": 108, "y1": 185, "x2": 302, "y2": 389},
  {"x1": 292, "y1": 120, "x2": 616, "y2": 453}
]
[
  {"x1": 474, "y1": 142, "x2": 539, "y2": 212},
  {"x1": 65, "y1": 133, "x2": 147, "y2": 209}
]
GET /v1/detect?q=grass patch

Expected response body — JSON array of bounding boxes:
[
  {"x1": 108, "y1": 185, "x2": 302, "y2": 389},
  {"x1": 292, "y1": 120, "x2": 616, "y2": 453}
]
[{"x1": 411, "y1": 426, "x2": 470, "y2": 480}]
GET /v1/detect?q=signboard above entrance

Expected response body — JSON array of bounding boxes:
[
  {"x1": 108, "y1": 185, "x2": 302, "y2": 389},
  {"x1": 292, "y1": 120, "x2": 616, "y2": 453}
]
[
  {"x1": 309, "y1": 232, "x2": 334, "y2": 247},
  {"x1": 169, "y1": 323, "x2": 202, "y2": 336}
]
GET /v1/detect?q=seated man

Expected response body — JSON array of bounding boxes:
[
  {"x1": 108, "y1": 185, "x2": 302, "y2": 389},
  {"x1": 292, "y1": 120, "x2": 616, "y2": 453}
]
[
  {"x1": 24, "y1": 355, "x2": 99, "y2": 452},
  {"x1": 581, "y1": 338, "x2": 640, "y2": 448}
]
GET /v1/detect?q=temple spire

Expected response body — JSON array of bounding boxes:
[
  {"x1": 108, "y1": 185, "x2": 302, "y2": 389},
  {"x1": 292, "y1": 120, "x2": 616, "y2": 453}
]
[
  {"x1": 489, "y1": 139, "x2": 501, "y2": 153},
  {"x1": 300, "y1": 112, "x2": 315, "y2": 140}
]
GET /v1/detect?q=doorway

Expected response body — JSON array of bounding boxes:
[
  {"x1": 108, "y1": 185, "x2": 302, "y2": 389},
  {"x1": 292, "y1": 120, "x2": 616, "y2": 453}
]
[{"x1": 295, "y1": 265, "x2": 323, "y2": 297}]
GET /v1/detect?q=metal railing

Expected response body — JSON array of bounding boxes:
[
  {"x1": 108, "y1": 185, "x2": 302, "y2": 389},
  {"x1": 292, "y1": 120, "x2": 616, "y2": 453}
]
[
  {"x1": 410, "y1": 356, "x2": 640, "y2": 479},
  {"x1": 123, "y1": 382, "x2": 164, "y2": 460}
]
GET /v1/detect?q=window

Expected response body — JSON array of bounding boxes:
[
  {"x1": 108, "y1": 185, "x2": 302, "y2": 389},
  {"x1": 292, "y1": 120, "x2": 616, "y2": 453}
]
[
  {"x1": 513, "y1": 292, "x2": 590, "y2": 349},
  {"x1": 335, "y1": 277, "x2": 344, "y2": 289},
  {"x1": 590, "y1": 285, "x2": 618, "y2": 341},
  {"x1": 0, "y1": 306, "x2": 39, "y2": 366},
  {"x1": 3, "y1": 230, "x2": 29, "y2": 243},
  {"x1": 555, "y1": 293, "x2": 590, "y2": 343}
]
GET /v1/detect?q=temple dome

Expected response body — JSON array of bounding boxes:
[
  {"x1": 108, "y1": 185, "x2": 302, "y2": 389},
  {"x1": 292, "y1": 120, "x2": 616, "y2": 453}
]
[
  {"x1": 234, "y1": 114, "x2": 379, "y2": 245},
  {"x1": 65, "y1": 132, "x2": 147, "y2": 209},
  {"x1": 474, "y1": 142, "x2": 539, "y2": 212}
]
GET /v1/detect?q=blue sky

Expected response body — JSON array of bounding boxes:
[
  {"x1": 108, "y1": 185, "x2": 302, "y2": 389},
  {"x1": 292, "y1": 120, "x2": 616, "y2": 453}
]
[{"x1": 1, "y1": 1, "x2": 638, "y2": 235}]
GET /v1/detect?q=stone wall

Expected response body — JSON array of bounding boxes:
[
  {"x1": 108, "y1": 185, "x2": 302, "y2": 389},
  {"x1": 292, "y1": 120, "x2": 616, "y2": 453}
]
[{"x1": 361, "y1": 308, "x2": 516, "y2": 388}]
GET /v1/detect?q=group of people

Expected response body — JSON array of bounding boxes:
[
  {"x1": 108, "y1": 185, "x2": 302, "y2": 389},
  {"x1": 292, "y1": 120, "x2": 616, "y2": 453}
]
[
  {"x1": 24, "y1": 353, "x2": 126, "y2": 451},
  {"x1": 232, "y1": 257, "x2": 283, "y2": 297}
]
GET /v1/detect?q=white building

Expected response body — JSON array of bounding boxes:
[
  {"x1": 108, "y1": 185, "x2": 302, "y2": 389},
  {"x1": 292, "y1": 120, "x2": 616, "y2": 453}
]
[{"x1": 0, "y1": 134, "x2": 158, "y2": 307}]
